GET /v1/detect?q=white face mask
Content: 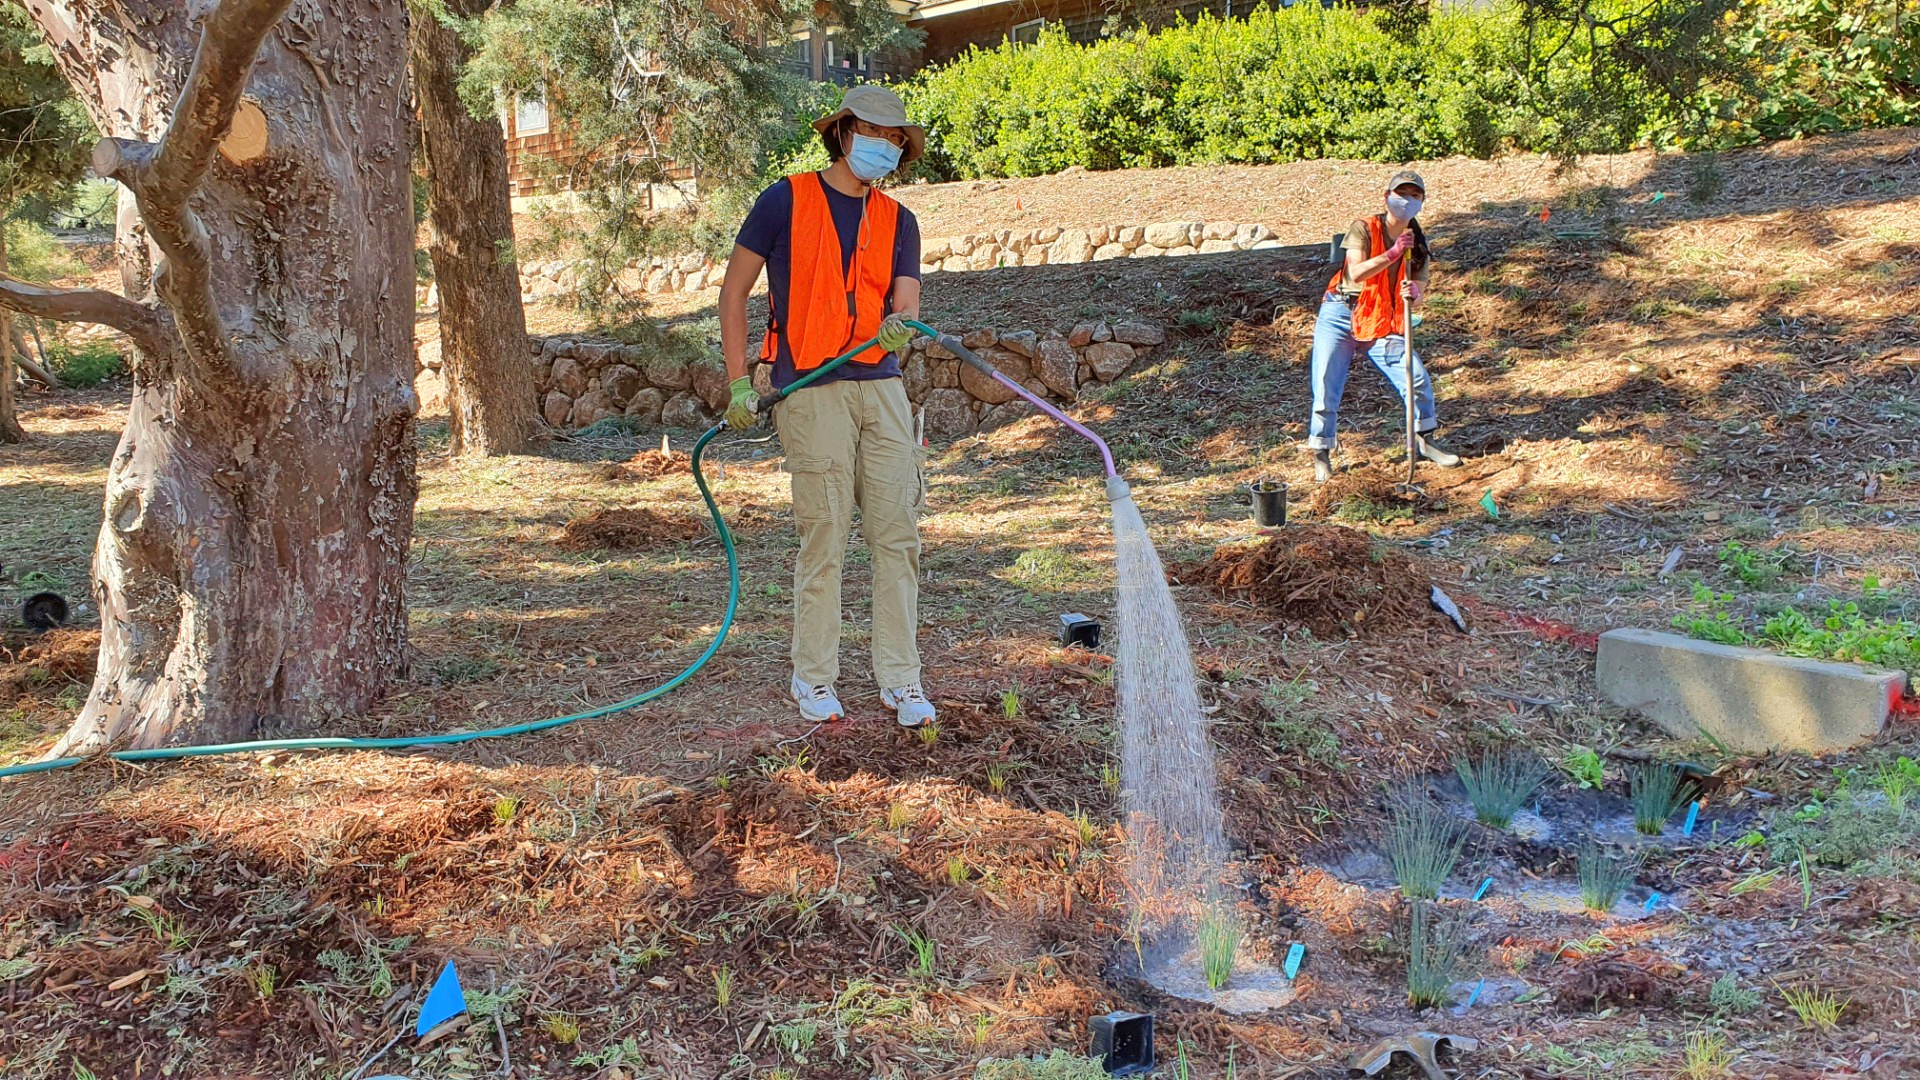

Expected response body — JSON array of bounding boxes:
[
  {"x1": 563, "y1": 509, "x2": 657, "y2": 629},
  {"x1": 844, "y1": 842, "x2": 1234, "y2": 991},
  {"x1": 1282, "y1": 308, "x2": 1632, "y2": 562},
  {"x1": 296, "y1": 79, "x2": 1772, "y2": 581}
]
[{"x1": 1388, "y1": 193, "x2": 1423, "y2": 220}]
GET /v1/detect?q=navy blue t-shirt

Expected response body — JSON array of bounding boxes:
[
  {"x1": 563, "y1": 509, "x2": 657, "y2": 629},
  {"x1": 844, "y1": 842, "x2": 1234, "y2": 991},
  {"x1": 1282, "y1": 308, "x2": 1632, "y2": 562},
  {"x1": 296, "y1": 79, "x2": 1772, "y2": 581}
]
[{"x1": 736, "y1": 175, "x2": 922, "y2": 390}]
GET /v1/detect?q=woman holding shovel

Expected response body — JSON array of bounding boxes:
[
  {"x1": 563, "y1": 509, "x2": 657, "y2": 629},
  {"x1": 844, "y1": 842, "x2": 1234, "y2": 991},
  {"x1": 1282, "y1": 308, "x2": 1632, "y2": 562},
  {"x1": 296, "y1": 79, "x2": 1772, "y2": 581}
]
[{"x1": 1305, "y1": 170, "x2": 1462, "y2": 482}]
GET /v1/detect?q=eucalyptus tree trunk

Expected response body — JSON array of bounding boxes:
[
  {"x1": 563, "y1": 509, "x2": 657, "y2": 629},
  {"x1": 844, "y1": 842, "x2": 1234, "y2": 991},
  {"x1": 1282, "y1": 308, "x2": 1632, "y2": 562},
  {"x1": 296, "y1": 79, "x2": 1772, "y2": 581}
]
[
  {"x1": 410, "y1": 0, "x2": 536, "y2": 455},
  {"x1": 0, "y1": 226, "x2": 22, "y2": 444},
  {"x1": 5, "y1": 0, "x2": 417, "y2": 753}
]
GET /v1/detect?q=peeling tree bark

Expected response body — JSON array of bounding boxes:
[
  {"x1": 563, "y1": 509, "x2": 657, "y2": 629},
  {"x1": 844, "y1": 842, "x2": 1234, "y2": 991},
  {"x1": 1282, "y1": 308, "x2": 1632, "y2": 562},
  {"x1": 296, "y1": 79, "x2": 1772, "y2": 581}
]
[
  {"x1": 409, "y1": 0, "x2": 535, "y2": 456},
  {"x1": 0, "y1": 227, "x2": 23, "y2": 444},
  {"x1": 10, "y1": 0, "x2": 418, "y2": 754}
]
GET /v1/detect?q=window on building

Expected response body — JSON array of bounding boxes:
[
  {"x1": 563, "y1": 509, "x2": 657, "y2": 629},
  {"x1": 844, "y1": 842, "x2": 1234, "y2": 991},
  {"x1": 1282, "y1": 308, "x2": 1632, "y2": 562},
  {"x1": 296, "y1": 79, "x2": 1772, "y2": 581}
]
[
  {"x1": 1009, "y1": 18, "x2": 1044, "y2": 45},
  {"x1": 793, "y1": 34, "x2": 813, "y2": 66},
  {"x1": 514, "y1": 88, "x2": 549, "y2": 136},
  {"x1": 824, "y1": 32, "x2": 867, "y2": 71}
]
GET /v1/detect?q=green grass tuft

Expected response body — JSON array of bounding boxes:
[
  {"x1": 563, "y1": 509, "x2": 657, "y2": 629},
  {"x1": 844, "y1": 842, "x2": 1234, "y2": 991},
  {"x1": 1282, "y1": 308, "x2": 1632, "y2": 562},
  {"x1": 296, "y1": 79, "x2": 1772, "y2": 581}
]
[
  {"x1": 1406, "y1": 901, "x2": 1475, "y2": 1010},
  {"x1": 1630, "y1": 763, "x2": 1698, "y2": 836},
  {"x1": 1198, "y1": 905, "x2": 1239, "y2": 991},
  {"x1": 1455, "y1": 750, "x2": 1549, "y2": 829},
  {"x1": 1575, "y1": 843, "x2": 1641, "y2": 913},
  {"x1": 1385, "y1": 793, "x2": 1469, "y2": 900}
]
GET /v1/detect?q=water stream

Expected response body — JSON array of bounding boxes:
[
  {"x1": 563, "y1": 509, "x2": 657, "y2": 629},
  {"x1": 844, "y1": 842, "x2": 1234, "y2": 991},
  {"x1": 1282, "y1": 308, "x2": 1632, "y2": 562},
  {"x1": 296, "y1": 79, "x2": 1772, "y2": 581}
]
[{"x1": 1110, "y1": 493, "x2": 1232, "y2": 981}]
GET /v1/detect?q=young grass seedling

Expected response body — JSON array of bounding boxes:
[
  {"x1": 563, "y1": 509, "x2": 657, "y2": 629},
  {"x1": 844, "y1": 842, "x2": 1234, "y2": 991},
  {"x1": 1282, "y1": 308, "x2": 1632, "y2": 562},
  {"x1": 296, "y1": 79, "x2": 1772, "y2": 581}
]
[
  {"x1": 1631, "y1": 763, "x2": 1698, "y2": 835},
  {"x1": 1777, "y1": 982, "x2": 1847, "y2": 1030},
  {"x1": 885, "y1": 801, "x2": 914, "y2": 831},
  {"x1": 1069, "y1": 806, "x2": 1100, "y2": 849},
  {"x1": 917, "y1": 723, "x2": 939, "y2": 746},
  {"x1": 1576, "y1": 843, "x2": 1642, "y2": 914},
  {"x1": 710, "y1": 964, "x2": 735, "y2": 1008},
  {"x1": 945, "y1": 855, "x2": 970, "y2": 886},
  {"x1": 1199, "y1": 905, "x2": 1239, "y2": 991},
  {"x1": 1406, "y1": 901, "x2": 1476, "y2": 1010},
  {"x1": 1682, "y1": 1030, "x2": 1735, "y2": 1079},
  {"x1": 543, "y1": 1013, "x2": 581, "y2": 1045},
  {"x1": 985, "y1": 762, "x2": 1012, "y2": 794},
  {"x1": 1456, "y1": 750, "x2": 1549, "y2": 829},
  {"x1": 1001, "y1": 686, "x2": 1021, "y2": 720},
  {"x1": 897, "y1": 927, "x2": 937, "y2": 978},
  {"x1": 1100, "y1": 762, "x2": 1121, "y2": 793},
  {"x1": 493, "y1": 794, "x2": 520, "y2": 825},
  {"x1": 1386, "y1": 794, "x2": 1470, "y2": 900},
  {"x1": 242, "y1": 964, "x2": 277, "y2": 1000}
]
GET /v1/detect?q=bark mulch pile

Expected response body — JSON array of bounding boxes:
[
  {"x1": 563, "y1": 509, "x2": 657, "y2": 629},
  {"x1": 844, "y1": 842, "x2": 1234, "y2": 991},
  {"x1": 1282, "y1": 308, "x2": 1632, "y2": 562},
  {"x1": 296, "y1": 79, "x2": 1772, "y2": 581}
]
[
  {"x1": 1185, "y1": 524, "x2": 1440, "y2": 635},
  {"x1": 558, "y1": 506, "x2": 704, "y2": 549},
  {"x1": 597, "y1": 448, "x2": 693, "y2": 483},
  {"x1": 1, "y1": 628, "x2": 99, "y2": 704}
]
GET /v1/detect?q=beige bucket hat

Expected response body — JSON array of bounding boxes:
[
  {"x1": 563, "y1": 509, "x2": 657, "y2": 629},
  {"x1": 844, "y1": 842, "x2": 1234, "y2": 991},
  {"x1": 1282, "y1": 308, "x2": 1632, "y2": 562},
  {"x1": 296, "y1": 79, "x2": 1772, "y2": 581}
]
[{"x1": 813, "y1": 84, "x2": 926, "y2": 166}]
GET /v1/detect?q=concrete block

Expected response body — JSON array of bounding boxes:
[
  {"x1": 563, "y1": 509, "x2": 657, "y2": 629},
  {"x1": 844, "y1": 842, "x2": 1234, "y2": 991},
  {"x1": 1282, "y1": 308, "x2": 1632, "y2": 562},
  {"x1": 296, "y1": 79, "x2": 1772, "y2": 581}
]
[{"x1": 1596, "y1": 627, "x2": 1907, "y2": 753}]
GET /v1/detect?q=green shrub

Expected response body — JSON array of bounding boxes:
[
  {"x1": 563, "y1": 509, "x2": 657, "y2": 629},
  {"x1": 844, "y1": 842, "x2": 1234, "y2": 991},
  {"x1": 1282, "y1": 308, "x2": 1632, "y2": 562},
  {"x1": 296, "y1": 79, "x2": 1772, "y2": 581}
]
[
  {"x1": 884, "y1": 0, "x2": 1917, "y2": 182},
  {"x1": 47, "y1": 341, "x2": 125, "y2": 387}
]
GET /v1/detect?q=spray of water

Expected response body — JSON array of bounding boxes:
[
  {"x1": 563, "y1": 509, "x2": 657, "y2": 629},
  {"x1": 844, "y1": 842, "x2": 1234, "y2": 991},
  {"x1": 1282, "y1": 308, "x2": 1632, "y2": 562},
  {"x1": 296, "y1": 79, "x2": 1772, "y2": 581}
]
[{"x1": 1110, "y1": 490, "x2": 1227, "y2": 967}]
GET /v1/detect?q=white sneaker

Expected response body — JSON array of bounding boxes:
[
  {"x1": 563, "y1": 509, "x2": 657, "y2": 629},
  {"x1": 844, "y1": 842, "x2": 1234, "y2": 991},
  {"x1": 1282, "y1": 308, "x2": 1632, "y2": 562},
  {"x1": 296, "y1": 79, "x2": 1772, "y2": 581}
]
[
  {"x1": 879, "y1": 683, "x2": 937, "y2": 728},
  {"x1": 789, "y1": 676, "x2": 844, "y2": 723}
]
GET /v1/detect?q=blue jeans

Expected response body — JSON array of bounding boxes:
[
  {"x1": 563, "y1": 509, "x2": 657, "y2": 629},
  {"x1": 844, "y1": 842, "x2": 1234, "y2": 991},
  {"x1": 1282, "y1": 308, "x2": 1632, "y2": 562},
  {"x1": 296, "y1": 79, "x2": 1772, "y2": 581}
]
[{"x1": 1307, "y1": 296, "x2": 1437, "y2": 451}]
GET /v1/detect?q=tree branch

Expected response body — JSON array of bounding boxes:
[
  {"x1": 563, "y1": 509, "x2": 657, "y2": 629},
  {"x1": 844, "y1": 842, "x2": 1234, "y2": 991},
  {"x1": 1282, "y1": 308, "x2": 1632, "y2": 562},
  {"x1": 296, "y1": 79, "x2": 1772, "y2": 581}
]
[
  {"x1": 0, "y1": 274, "x2": 168, "y2": 357},
  {"x1": 88, "y1": 0, "x2": 296, "y2": 370}
]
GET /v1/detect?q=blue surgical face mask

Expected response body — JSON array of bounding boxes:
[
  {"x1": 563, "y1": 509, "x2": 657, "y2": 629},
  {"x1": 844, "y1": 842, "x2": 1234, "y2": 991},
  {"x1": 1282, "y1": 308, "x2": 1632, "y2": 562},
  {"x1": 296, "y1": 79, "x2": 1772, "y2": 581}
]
[
  {"x1": 846, "y1": 133, "x2": 903, "y2": 182},
  {"x1": 1388, "y1": 193, "x2": 1423, "y2": 220}
]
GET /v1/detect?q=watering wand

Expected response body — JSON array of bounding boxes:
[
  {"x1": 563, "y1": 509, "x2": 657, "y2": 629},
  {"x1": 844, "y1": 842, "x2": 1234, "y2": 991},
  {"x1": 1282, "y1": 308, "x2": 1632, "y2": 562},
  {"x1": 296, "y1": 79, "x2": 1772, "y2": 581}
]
[{"x1": 899, "y1": 320, "x2": 1131, "y2": 504}]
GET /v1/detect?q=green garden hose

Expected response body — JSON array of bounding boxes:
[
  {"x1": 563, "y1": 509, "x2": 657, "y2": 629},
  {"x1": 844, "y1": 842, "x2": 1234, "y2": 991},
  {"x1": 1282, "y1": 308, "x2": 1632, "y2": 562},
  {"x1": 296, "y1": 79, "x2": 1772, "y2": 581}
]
[{"x1": 0, "y1": 336, "x2": 882, "y2": 781}]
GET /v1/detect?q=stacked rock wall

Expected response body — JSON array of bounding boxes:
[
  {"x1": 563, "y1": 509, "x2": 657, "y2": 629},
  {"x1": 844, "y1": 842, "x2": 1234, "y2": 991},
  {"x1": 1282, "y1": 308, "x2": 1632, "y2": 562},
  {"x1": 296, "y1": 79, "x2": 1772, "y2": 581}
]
[
  {"x1": 422, "y1": 219, "x2": 1285, "y2": 307},
  {"x1": 525, "y1": 319, "x2": 1166, "y2": 437}
]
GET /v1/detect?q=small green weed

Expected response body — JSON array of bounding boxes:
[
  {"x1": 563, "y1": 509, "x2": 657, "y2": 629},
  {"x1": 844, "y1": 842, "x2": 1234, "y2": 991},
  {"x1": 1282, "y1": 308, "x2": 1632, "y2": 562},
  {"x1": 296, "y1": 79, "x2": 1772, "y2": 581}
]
[
  {"x1": 1562, "y1": 746, "x2": 1604, "y2": 789},
  {"x1": 1006, "y1": 547, "x2": 1099, "y2": 592},
  {"x1": 1672, "y1": 583, "x2": 1746, "y2": 645},
  {"x1": 974, "y1": 1051, "x2": 1108, "y2": 1079},
  {"x1": 945, "y1": 855, "x2": 970, "y2": 886},
  {"x1": 1001, "y1": 686, "x2": 1021, "y2": 720},
  {"x1": 1709, "y1": 973, "x2": 1760, "y2": 1015},
  {"x1": 493, "y1": 794, "x2": 520, "y2": 825},
  {"x1": 711, "y1": 964, "x2": 734, "y2": 1008},
  {"x1": 771, "y1": 1019, "x2": 818, "y2": 1058},
  {"x1": 1260, "y1": 675, "x2": 1339, "y2": 763},
  {"x1": 885, "y1": 800, "x2": 915, "y2": 831},
  {"x1": 918, "y1": 723, "x2": 939, "y2": 746},
  {"x1": 1718, "y1": 541, "x2": 1792, "y2": 587},
  {"x1": 1100, "y1": 762, "x2": 1121, "y2": 792},
  {"x1": 242, "y1": 963, "x2": 277, "y2": 999}
]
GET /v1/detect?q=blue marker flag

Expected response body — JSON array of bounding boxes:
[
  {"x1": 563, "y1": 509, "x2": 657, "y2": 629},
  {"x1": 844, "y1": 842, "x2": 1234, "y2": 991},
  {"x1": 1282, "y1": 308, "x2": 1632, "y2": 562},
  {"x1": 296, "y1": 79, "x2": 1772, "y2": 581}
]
[
  {"x1": 1683, "y1": 801, "x2": 1700, "y2": 836},
  {"x1": 1283, "y1": 943, "x2": 1305, "y2": 979},
  {"x1": 1643, "y1": 891, "x2": 1662, "y2": 913},
  {"x1": 1473, "y1": 876, "x2": 1494, "y2": 902},
  {"x1": 1465, "y1": 978, "x2": 1486, "y2": 1009},
  {"x1": 417, "y1": 961, "x2": 467, "y2": 1037}
]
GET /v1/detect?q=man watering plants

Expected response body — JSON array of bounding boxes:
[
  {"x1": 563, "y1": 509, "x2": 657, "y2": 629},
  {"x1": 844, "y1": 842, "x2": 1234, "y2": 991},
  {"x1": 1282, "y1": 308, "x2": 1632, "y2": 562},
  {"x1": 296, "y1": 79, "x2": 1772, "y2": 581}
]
[
  {"x1": 1306, "y1": 170, "x2": 1464, "y2": 482},
  {"x1": 717, "y1": 85, "x2": 934, "y2": 729}
]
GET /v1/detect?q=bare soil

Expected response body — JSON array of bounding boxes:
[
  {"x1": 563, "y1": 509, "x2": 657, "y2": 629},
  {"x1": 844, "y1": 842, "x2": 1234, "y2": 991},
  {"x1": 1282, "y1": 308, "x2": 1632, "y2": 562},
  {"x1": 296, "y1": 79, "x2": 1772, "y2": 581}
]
[{"x1": 3, "y1": 128, "x2": 1919, "y2": 1079}]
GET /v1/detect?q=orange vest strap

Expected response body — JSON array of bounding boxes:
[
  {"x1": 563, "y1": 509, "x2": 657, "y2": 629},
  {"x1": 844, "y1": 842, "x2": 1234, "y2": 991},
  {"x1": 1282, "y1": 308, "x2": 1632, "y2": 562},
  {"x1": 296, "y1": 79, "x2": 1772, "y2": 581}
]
[{"x1": 768, "y1": 172, "x2": 900, "y2": 373}]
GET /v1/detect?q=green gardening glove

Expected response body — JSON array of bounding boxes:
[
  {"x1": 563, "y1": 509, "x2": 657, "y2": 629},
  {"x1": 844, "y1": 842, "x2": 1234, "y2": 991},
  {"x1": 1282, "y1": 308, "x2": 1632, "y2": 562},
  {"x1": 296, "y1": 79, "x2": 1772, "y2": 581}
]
[
  {"x1": 876, "y1": 312, "x2": 914, "y2": 355},
  {"x1": 725, "y1": 376, "x2": 758, "y2": 430}
]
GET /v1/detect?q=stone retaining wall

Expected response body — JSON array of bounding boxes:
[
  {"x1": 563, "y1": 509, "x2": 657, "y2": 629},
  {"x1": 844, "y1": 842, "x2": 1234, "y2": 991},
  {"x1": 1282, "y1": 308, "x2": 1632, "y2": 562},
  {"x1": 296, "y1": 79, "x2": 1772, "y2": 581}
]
[
  {"x1": 421, "y1": 219, "x2": 1284, "y2": 307},
  {"x1": 511, "y1": 319, "x2": 1165, "y2": 436}
]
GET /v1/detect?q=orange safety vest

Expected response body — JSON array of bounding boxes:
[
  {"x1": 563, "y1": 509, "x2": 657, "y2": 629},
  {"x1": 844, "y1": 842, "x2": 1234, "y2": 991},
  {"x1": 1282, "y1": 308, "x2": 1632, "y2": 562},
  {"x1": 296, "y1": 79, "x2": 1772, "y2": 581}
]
[
  {"x1": 759, "y1": 171, "x2": 901, "y2": 372},
  {"x1": 1327, "y1": 215, "x2": 1413, "y2": 341}
]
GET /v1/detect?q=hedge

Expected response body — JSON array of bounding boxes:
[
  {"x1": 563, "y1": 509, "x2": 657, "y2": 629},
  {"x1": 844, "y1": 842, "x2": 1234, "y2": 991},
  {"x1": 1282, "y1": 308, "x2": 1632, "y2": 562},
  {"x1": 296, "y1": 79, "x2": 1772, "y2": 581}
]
[{"x1": 868, "y1": 0, "x2": 1917, "y2": 182}]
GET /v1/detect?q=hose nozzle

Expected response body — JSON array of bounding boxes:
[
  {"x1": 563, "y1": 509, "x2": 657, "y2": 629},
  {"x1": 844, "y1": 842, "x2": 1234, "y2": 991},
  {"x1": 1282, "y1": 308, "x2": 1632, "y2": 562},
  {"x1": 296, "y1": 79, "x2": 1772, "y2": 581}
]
[{"x1": 1105, "y1": 475, "x2": 1133, "y2": 503}]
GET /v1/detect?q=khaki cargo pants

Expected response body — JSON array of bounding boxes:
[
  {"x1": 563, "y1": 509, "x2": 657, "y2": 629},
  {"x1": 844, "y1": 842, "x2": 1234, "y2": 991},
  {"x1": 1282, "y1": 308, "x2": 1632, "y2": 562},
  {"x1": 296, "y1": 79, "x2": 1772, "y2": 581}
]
[{"x1": 775, "y1": 377, "x2": 924, "y2": 689}]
